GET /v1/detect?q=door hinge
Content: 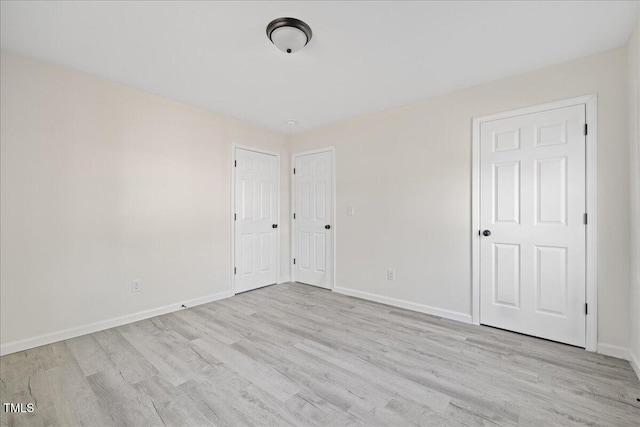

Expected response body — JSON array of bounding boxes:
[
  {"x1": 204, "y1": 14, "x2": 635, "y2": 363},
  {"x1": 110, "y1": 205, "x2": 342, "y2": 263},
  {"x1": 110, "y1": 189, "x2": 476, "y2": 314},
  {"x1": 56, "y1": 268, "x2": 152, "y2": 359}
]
[
  {"x1": 234, "y1": 267, "x2": 237, "y2": 275},
  {"x1": 293, "y1": 168, "x2": 296, "y2": 174},
  {"x1": 293, "y1": 213, "x2": 296, "y2": 220},
  {"x1": 585, "y1": 303, "x2": 588, "y2": 315},
  {"x1": 234, "y1": 213, "x2": 237, "y2": 221},
  {"x1": 583, "y1": 213, "x2": 587, "y2": 225},
  {"x1": 234, "y1": 160, "x2": 237, "y2": 167},
  {"x1": 293, "y1": 258, "x2": 296, "y2": 265},
  {"x1": 584, "y1": 123, "x2": 588, "y2": 135}
]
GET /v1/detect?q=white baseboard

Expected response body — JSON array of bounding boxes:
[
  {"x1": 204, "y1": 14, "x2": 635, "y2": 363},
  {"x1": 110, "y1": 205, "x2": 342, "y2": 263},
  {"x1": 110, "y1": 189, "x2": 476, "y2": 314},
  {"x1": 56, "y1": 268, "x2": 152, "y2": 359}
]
[
  {"x1": 629, "y1": 350, "x2": 640, "y2": 380},
  {"x1": 597, "y1": 342, "x2": 630, "y2": 360},
  {"x1": 333, "y1": 286, "x2": 473, "y2": 324},
  {"x1": 0, "y1": 289, "x2": 234, "y2": 356},
  {"x1": 278, "y1": 276, "x2": 291, "y2": 284}
]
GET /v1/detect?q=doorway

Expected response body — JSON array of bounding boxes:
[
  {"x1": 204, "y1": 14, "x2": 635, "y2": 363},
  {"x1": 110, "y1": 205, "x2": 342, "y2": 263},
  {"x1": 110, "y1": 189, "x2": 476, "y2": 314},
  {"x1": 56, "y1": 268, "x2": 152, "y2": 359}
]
[
  {"x1": 472, "y1": 95, "x2": 598, "y2": 350},
  {"x1": 291, "y1": 148, "x2": 335, "y2": 289},
  {"x1": 233, "y1": 146, "x2": 280, "y2": 294}
]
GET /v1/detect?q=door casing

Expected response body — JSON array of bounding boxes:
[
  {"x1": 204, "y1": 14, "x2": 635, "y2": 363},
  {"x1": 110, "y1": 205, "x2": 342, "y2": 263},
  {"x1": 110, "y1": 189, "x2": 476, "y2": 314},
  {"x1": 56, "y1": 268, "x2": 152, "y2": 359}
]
[
  {"x1": 231, "y1": 144, "x2": 281, "y2": 294},
  {"x1": 291, "y1": 147, "x2": 336, "y2": 289},
  {"x1": 471, "y1": 94, "x2": 598, "y2": 352}
]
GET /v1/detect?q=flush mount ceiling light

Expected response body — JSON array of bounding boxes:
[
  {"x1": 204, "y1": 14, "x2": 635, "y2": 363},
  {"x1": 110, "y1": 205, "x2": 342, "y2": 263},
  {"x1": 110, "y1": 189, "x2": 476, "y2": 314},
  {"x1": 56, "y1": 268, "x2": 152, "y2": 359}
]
[{"x1": 266, "y1": 17, "x2": 312, "y2": 54}]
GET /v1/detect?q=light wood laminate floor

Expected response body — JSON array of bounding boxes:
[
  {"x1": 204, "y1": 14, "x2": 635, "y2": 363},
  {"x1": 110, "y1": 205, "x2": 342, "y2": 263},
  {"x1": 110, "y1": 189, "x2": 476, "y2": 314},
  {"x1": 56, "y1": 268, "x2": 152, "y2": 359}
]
[{"x1": 1, "y1": 282, "x2": 639, "y2": 426}]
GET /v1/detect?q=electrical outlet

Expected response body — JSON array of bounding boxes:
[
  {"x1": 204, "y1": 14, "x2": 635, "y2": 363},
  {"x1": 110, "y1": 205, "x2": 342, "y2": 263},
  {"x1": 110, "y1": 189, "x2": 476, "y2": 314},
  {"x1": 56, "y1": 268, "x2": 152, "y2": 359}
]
[
  {"x1": 131, "y1": 280, "x2": 141, "y2": 293},
  {"x1": 387, "y1": 269, "x2": 395, "y2": 281}
]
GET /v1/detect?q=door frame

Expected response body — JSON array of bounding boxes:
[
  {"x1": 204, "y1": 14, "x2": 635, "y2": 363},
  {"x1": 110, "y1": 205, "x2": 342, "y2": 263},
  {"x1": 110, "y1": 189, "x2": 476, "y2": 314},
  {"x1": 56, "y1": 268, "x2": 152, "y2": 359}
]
[
  {"x1": 231, "y1": 143, "x2": 281, "y2": 295},
  {"x1": 291, "y1": 147, "x2": 336, "y2": 290},
  {"x1": 471, "y1": 94, "x2": 598, "y2": 351}
]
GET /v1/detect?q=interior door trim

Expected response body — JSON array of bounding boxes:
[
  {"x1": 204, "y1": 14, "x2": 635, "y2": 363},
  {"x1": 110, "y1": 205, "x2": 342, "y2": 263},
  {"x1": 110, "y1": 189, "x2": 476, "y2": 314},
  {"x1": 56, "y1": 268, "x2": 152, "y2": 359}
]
[
  {"x1": 291, "y1": 147, "x2": 336, "y2": 290},
  {"x1": 471, "y1": 94, "x2": 598, "y2": 352},
  {"x1": 231, "y1": 144, "x2": 281, "y2": 295}
]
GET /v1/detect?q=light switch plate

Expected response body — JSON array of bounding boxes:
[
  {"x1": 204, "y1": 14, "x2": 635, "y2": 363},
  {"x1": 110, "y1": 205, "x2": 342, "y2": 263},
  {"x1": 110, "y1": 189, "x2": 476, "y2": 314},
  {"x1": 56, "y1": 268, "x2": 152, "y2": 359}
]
[{"x1": 347, "y1": 206, "x2": 355, "y2": 216}]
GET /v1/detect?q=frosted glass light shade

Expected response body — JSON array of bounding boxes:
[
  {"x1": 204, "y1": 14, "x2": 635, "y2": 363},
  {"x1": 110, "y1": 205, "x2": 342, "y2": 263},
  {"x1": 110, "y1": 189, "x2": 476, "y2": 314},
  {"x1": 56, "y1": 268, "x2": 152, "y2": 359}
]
[
  {"x1": 266, "y1": 17, "x2": 312, "y2": 54},
  {"x1": 271, "y1": 26, "x2": 307, "y2": 54}
]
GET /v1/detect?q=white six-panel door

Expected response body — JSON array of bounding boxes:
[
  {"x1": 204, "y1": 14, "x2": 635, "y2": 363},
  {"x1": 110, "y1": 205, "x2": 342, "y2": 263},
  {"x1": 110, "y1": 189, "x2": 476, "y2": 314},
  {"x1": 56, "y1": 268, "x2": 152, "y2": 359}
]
[
  {"x1": 294, "y1": 151, "x2": 333, "y2": 289},
  {"x1": 480, "y1": 105, "x2": 586, "y2": 347},
  {"x1": 234, "y1": 148, "x2": 278, "y2": 293}
]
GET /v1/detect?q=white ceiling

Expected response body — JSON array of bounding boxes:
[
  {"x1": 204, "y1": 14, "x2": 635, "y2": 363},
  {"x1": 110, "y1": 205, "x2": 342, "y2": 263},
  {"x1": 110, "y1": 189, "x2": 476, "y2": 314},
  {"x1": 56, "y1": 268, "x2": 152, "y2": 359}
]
[{"x1": 1, "y1": 1, "x2": 638, "y2": 134}]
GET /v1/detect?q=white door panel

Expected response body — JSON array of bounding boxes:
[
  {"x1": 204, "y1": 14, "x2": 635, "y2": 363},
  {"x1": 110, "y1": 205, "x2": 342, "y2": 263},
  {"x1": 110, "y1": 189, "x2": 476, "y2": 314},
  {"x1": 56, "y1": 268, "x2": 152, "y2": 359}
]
[
  {"x1": 294, "y1": 151, "x2": 333, "y2": 289},
  {"x1": 480, "y1": 105, "x2": 586, "y2": 347},
  {"x1": 235, "y1": 148, "x2": 278, "y2": 293}
]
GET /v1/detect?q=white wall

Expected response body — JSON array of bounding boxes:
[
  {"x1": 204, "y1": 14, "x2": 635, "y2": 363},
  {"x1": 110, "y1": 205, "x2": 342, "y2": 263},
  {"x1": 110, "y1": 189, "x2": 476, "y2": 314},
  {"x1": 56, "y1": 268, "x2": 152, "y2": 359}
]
[
  {"x1": 290, "y1": 48, "x2": 631, "y2": 351},
  {"x1": 628, "y1": 19, "x2": 640, "y2": 376},
  {"x1": 0, "y1": 51, "x2": 290, "y2": 353}
]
